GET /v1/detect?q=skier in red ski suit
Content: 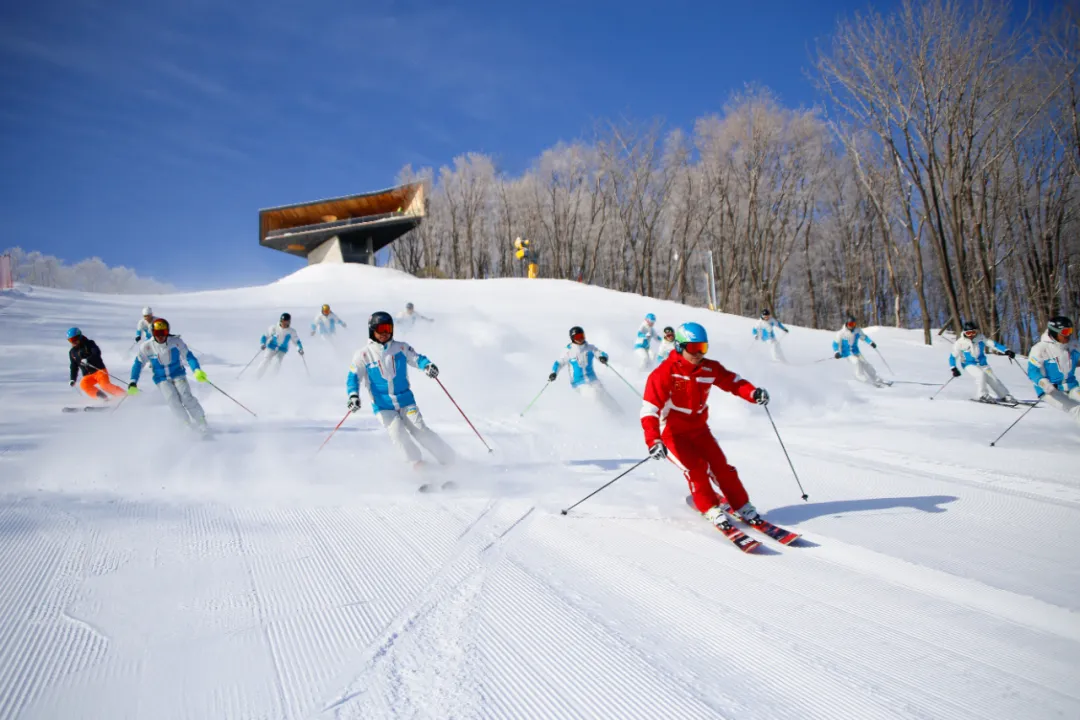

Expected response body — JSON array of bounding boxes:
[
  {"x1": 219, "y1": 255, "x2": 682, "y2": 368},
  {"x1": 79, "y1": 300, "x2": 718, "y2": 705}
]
[{"x1": 640, "y1": 322, "x2": 770, "y2": 524}]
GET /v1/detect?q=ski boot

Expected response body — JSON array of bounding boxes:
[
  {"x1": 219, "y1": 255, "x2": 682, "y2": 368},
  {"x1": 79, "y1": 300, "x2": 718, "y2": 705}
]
[{"x1": 732, "y1": 502, "x2": 763, "y2": 526}]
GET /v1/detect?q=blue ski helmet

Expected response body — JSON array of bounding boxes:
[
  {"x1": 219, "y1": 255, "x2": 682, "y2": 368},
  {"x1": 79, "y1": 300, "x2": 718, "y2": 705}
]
[
  {"x1": 645, "y1": 313, "x2": 656, "y2": 323},
  {"x1": 674, "y1": 322, "x2": 707, "y2": 349},
  {"x1": 66, "y1": 327, "x2": 82, "y2": 340}
]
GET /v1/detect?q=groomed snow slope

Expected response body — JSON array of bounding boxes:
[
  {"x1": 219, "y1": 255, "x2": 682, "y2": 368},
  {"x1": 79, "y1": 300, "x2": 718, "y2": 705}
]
[{"x1": 0, "y1": 264, "x2": 1078, "y2": 720}]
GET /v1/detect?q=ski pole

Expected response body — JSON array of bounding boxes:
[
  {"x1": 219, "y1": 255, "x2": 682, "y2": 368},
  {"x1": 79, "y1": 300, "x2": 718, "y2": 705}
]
[
  {"x1": 318, "y1": 410, "x2": 352, "y2": 454},
  {"x1": 521, "y1": 381, "x2": 552, "y2": 416},
  {"x1": 110, "y1": 394, "x2": 128, "y2": 414},
  {"x1": 603, "y1": 363, "x2": 642, "y2": 397},
  {"x1": 872, "y1": 346, "x2": 895, "y2": 375},
  {"x1": 989, "y1": 399, "x2": 1041, "y2": 447},
  {"x1": 560, "y1": 457, "x2": 651, "y2": 516},
  {"x1": 205, "y1": 380, "x2": 257, "y2": 417},
  {"x1": 300, "y1": 353, "x2": 310, "y2": 378},
  {"x1": 763, "y1": 405, "x2": 808, "y2": 501},
  {"x1": 434, "y1": 377, "x2": 493, "y2": 452},
  {"x1": 237, "y1": 349, "x2": 262, "y2": 379},
  {"x1": 928, "y1": 375, "x2": 956, "y2": 400},
  {"x1": 812, "y1": 356, "x2": 837, "y2": 364}
]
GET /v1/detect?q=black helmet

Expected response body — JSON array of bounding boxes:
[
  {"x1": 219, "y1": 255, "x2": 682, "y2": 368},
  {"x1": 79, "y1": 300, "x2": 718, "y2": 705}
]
[
  {"x1": 1048, "y1": 315, "x2": 1075, "y2": 340},
  {"x1": 280, "y1": 312, "x2": 291, "y2": 324},
  {"x1": 962, "y1": 320, "x2": 978, "y2": 335},
  {"x1": 569, "y1": 326, "x2": 585, "y2": 342},
  {"x1": 663, "y1": 326, "x2": 675, "y2": 335},
  {"x1": 761, "y1": 308, "x2": 771, "y2": 318},
  {"x1": 369, "y1": 311, "x2": 394, "y2": 341},
  {"x1": 406, "y1": 302, "x2": 414, "y2": 310}
]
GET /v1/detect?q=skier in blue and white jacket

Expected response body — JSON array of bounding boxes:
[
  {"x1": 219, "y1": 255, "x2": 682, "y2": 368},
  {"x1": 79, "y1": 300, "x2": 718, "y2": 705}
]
[
  {"x1": 256, "y1": 313, "x2": 304, "y2": 379},
  {"x1": 551, "y1": 326, "x2": 621, "y2": 413},
  {"x1": 949, "y1": 320, "x2": 1017, "y2": 403},
  {"x1": 1027, "y1": 315, "x2": 1080, "y2": 425},
  {"x1": 128, "y1": 317, "x2": 209, "y2": 431},
  {"x1": 311, "y1": 304, "x2": 347, "y2": 336},
  {"x1": 833, "y1": 316, "x2": 887, "y2": 387},
  {"x1": 634, "y1": 313, "x2": 660, "y2": 369},
  {"x1": 346, "y1": 311, "x2": 455, "y2": 466},
  {"x1": 752, "y1": 308, "x2": 789, "y2": 363},
  {"x1": 135, "y1": 306, "x2": 156, "y2": 343}
]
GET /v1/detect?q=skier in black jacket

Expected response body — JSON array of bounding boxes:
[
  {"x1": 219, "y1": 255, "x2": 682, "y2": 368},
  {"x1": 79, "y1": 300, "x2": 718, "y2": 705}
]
[{"x1": 68, "y1": 327, "x2": 125, "y2": 400}]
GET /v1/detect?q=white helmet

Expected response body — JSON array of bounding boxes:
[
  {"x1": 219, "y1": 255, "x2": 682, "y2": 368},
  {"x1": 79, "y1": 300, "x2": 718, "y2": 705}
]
[{"x1": 142, "y1": 306, "x2": 153, "y2": 316}]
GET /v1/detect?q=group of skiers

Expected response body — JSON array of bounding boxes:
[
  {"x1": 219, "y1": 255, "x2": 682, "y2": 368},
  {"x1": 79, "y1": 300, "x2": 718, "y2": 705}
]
[{"x1": 63, "y1": 299, "x2": 1078, "y2": 487}]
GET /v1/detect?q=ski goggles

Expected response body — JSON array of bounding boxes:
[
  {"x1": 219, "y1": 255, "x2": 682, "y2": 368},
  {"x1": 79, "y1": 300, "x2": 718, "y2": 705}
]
[
  {"x1": 845, "y1": 321, "x2": 857, "y2": 329},
  {"x1": 963, "y1": 330, "x2": 978, "y2": 338},
  {"x1": 682, "y1": 341, "x2": 708, "y2": 355},
  {"x1": 1059, "y1": 326, "x2": 1075, "y2": 338},
  {"x1": 570, "y1": 332, "x2": 585, "y2": 342},
  {"x1": 663, "y1": 330, "x2": 675, "y2": 338},
  {"x1": 373, "y1": 323, "x2": 393, "y2": 335},
  {"x1": 67, "y1": 335, "x2": 80, "y2": 344}
]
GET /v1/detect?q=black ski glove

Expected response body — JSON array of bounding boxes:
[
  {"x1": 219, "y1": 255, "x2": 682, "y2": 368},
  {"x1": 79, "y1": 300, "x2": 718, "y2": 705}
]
[
  {"x1": 1006, "y1": 350, "x2": 1016, "y2": 359},
  {"x1": 298, "y1": 348, "x2": 304, "y2": 356},
  {"x1": 834, "y1": 352, "x2": 842, "y2": 360},
  {"x1": 425, "y1": 364, "x2": 439, "y2": 379},
  {"x1": 649, "y1": 440, "x2": 668, "y2": 460},
  {"x1": 752, "y1": 388, "x2": 770, "y2": 406},
  {"x1": 870, "y1": 342, "x2": 877, "y2": 349},
  {"x1": 69, "y1": 380, "x2": 76, "y2": 387},
  {"x1": 951, "y1": 367, "x2": 962, "y2": 378},
  {"x1": 135, "y1": 336, "x2": 141, "y2": 343},
  {"x1": 548, "y1": 372, "x2": 557, "y2": 382},
  {"x1": 598, "y1": 355, "x2": 609, "y2": 365},
  {"x1": 783, "y1": 327, "x2": 790, "y2": 333},
  {"x1": 347, "y1": 394, "x2": 361, "y2": 413}
]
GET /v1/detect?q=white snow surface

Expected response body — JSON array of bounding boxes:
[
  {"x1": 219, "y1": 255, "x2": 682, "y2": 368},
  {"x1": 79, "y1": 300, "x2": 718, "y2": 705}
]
[{"x1": 1, "y1": 264, "x2": 1078, "y2": 720}]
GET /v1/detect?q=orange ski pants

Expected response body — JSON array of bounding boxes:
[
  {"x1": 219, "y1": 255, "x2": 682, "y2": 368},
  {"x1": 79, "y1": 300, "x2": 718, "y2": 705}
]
[{"x1": 80, "y1": 370, "x2": 125, "y2": 399}]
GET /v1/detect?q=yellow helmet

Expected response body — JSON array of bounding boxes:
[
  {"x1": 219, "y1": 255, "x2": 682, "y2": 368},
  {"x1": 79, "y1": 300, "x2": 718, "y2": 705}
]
[{"x1": 321, "y1": 304, "x2": 330, "y2": 315}]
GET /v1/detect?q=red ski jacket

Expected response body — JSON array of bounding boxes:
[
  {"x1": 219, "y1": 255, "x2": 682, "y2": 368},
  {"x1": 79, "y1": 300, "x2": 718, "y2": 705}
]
[{"x1": 640, "y1": 350, "x2": 757, "y2": 446}]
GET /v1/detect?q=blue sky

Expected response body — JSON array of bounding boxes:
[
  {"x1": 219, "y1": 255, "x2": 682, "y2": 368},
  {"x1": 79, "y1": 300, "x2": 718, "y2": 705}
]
[{"x1": 2, "y1": 0, "x2": 922, "y2": 288}]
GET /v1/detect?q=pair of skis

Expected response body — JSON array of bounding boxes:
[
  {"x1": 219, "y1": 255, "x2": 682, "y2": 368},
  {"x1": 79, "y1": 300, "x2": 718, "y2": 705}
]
[
  {"x1": 969, "y1": 397, "x2": 1040, "y2": 409},
  {"x1": 685, "y1": 495, "x2": 800, "y2": 553},
  {"x1": 62, "y1": 405, "x2": 110, "y2": 413}
]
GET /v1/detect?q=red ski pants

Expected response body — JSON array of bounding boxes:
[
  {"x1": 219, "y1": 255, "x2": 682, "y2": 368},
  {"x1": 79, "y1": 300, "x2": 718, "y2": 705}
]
[{"x1": 664, "y1": 425, "x2": 749, "y2": 513}]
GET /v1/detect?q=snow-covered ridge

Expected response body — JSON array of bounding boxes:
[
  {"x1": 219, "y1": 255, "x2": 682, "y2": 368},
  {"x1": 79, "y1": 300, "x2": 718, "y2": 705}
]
[{"x1": 0, "y1": 272, "x2": 1076, "y2": 719}]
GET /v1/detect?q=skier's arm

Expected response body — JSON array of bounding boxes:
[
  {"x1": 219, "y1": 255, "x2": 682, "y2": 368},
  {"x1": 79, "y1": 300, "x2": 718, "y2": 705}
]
[
  {"x1": 551, "y1": 348, "x2": 570, "y2": 375},
  {"x1": 1068, "y1": 349, "x2": 1080, "y2": 392},
  {"x1": 293, "y1": 329, "x2": 303, "y2": 353},
  {"x1": 69, "y1": 350, "x2": 79, "y2": 383},
  {"x1": 1026, "y1": 350, "x2": 1052, "y2": 392},
  {"x1": 640, "y1": 370, "x2": 669, "y2": 446},
  {"x1": 832, "y1": 331, "x2": 842, "y2": 354},
  {"x1": 713, "y1": 365, "x2": 757, "y2": 403},
  {"x1": 989, "y1": 340, "x2": 1010, "y2": 355},
  {"x1": 85, "y1": 340, "x2": 106, "y2": 372},
  {"x1": 402, "y1": 343, "x2": 431, "y2": 370},
  {"x1": 948, "y1": 342, "x2": 959, "y2": 369},
  {"x1": 130, "y1": 348, "x2": 146, "y2": 384},
  {"x1": 175, "y1": 338, "x2": 201, "y2": 372},
  {"x1": 346, "y1": 351, "x2": 370, "y2": 395},
  {"x1": 859, "y1": 329, "x2": 875, "y2": 346},
  {"x1": 777, "y1": 321, "x2": 788, "y2": 332}
]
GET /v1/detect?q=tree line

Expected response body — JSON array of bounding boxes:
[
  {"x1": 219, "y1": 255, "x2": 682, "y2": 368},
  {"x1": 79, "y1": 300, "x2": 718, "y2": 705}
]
[{"x1": 389, "y1": 0, "x2": 1078, "y2": 351}]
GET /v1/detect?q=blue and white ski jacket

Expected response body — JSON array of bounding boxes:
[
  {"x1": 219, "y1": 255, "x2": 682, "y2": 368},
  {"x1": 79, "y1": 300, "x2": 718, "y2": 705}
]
[
  {"x1": 135, "y1": 316, "x2": 155, "y2": 341},
  {"x1": 634, "y1": 321, "x2": 659, "y2": 350},
  {"x1": 1027, "y1": 331, "x2": 1079, "y2": 397},
  {"x1": 949, "y1": 334, "x2": 1008, "y2": 370},
  {"x1": 833, "y1": 326, "x2": 873, "y2": 357},
  {"x1": 131, "y1": 336, "x2": 200, "y2": 385},
  {"x1": 261, "y1": 324, "x2": 303, "y2": 354},
  {"x1": 553, "y1": 342, "x2": 608, "y2": 388},
  {"x1": 347, "y1": 339, "x2": 432, "y2": 413},
  {"x1": 753, "y1": 318, "x2": 788, "y2": 342},
  {"x1": 311, "y1": 312, "x2": 345, "y2": 336}
]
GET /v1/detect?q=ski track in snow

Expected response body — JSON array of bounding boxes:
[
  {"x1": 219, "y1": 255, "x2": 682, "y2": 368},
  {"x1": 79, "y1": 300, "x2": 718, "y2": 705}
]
[{"x1": 1, "y1": 267, "x2": 1078, "y2": 719}]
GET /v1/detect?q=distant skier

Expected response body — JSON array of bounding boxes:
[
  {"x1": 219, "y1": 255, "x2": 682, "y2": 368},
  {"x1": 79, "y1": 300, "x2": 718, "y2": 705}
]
[
  {"x1": 634, "y1": 313, "x2": 660, "y2": 369},
  {"x1": 67, "y1": 327, "x2": 126, "y2": 401},
  {"x1": 752, "y1": 308, "x2": 789, "y2": 363},
  {"x1": 550, "y1": 326, "x2": 621, "y2": 414},
  {"x1": 256, "y1": 313, "x2": 304, "y2": 379},
  {"x1": 135, "y1": 306, "x2": 156, "y2": 343},
  {"x1": 833, "y1": 316, "x2": 888, "y2": 387},
  {"x1": 311, "y1": 304, "x2": 347, "y2": 337},
  {"x1": 1027, "y1": 316, "x2": 1080, "y2": 425},
  {"x1": 642, "y1": 322, "x2": 771, "y2": 527},
  {"x1": 128, "y1": 318, "x2": 209, "y2": 432},
  {"x1": 657, "y1": 326, "x2": 677, "y2": 360},
  {"x1": 396, "y1": 302, "x2": 433, "y2": 329},
  {"x1": 949, "y1": 320, "x2": 1017, "y2": 404},
  {"x1": 346, "y1": 311, "x2": 455, "y2": 467}
]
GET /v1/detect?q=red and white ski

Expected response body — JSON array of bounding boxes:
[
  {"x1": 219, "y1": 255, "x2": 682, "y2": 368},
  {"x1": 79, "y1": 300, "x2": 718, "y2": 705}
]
[{"x1": 684, "y1": 496, "x2": 761, "y2": 553}]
